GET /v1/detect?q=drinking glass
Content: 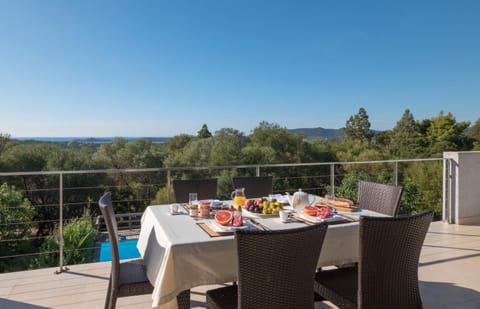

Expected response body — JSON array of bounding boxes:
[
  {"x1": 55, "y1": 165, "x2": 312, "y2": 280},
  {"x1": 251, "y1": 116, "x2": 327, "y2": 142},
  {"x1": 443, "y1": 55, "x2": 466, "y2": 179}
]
[{"x1": 188, "y1": 192, "x2": 198, "y2": 205}]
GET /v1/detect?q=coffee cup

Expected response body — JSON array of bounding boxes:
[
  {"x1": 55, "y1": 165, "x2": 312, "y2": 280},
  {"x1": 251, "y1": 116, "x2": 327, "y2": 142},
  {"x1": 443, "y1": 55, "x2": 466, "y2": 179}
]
[
  {"x1": 169, "y1": 203, "x2": 179, "y2": 215},
  {"x1": 279, "y1": 210, "x2": 290, "y2": 222}
]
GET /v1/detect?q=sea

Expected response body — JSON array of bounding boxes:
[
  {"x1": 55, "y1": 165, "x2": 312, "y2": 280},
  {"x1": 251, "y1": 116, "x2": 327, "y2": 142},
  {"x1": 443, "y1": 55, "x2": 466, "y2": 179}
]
[{"x1": 12, "y1": 137, "x2": 170, "y2": 144}]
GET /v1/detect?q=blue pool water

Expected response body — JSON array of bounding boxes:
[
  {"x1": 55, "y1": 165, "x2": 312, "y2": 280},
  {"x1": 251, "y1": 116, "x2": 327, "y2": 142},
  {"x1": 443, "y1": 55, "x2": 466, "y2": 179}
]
[{"x1": 99, "y1": 239, "x2": 141, "y2": 262}]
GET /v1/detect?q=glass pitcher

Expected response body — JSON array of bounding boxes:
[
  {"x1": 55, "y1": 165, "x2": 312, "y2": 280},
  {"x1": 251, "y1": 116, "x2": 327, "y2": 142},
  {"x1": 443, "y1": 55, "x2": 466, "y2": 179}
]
[{"x1": 231, "y1": 187, "x2": 246, "y2": 207}]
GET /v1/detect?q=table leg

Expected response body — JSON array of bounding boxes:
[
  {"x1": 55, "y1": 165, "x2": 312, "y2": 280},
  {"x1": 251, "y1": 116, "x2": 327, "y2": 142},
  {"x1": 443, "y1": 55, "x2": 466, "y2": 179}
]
[{"x1": 177, "y1": 289, "x2": 190, "y2": 309}]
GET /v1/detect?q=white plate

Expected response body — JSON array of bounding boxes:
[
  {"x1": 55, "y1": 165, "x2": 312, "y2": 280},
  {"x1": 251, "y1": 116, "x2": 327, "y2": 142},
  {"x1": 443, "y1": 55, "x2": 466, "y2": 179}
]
[
  {"x1": 297, "y1": 211, "x2": 345, "y2": 223},
  {"x1": 206, "y1": 220, "x2": 249, "y2": 233}
]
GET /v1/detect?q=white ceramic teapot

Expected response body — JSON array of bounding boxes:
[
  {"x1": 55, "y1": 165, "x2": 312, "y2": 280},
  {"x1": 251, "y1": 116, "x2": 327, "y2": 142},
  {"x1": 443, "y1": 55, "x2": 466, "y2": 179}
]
[{"x1": 285, "y1": 189, "x2": 315, "y2": 210}]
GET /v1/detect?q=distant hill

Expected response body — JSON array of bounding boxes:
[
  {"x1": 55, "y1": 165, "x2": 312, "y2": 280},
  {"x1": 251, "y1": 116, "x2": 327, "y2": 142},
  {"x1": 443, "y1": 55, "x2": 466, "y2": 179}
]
[
  {"x1": 13, "y1": 137, "x2": 170, "y2": 144},
  {"x1": 289, "y1": 127, "x2": 344, "y2": 140}
]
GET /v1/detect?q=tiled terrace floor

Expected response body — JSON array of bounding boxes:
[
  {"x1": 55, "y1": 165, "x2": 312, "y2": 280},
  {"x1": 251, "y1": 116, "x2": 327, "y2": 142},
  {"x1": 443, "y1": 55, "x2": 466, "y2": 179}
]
[{"x1": 1, "y1": 221, "x2": 480, "y2": 309}]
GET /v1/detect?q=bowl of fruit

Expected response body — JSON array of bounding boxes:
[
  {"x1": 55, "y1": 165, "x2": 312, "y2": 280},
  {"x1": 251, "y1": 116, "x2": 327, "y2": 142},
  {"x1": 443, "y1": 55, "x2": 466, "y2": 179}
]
[{"x1": 242, "y1": 197, "x2": 284, "y2": 217}]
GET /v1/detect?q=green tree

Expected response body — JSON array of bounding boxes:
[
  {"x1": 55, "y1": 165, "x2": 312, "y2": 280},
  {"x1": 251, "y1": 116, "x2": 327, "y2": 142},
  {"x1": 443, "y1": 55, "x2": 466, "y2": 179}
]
[
  {"x1": 398, "y1": 180, "x2": 424, "y2": 215},
  {"x1": 404, "y1": 161, "x2": 443, "y2": 218},
  {"x1": 372, "y1": 130, "x2": 393, "y2": 155},
  {"x1": 209, "y1": 128, "x2": 246, "y2": 166},
  {"x1": 197, "y1": 124, "x2": 212, "y2": 138},
  {"x1": 426, "y1": 112, "x2": 471, "y2": 156},
  {"x1": 93, "y1": 139, "x2": 165, "y2": 214},
  {"x1": 335, "y1": 138, "x2": 387, "y2": 177},
  {"x1": 245, "y1": 121, "x2": 305, "y2": 163},
  {"x1": 344, "y1": 108, "x2": 373, "y2": 143},
  {"x1": 390, "y1": 109, "x2": 426, "y2": 158},
  {"x1": 164, "y1": 138, "x2": 215, "y2": 168},
  {"x1": 467, "y1": 118, "x2": 480, "y2": 150},
  {"x1": 164, "y1": 134, "x2": 194, "y2": 153},
  {"x1": 329, "y1": 172, "x2": 371, "y2": 202},
  {"x1": 0, "y1": 183, "x2": 37, "y2": 272},
  {"x1": 1, "y1": 143, "x2": 105, "y2": 229},
  {"x1": 1, "y1": 143, "x2": 59, "y2": 172},
  {"x1": 0, "y1": 133, "x2": 14, "y2": 157},
  {"x1": 1, "y1": 143, "x2": 66, "y2": 235},
  {"x1": 93, "y1": 138, "x2": 163, "y2": 169}
]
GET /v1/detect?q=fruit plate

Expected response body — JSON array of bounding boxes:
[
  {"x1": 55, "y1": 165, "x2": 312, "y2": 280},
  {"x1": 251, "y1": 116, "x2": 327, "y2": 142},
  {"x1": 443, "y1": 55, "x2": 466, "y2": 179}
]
[
  {"x1": 297, "y1": 211, "x2": 345, "y2": 223},
  {"x1": 206, "y1": 220, "x2": 250, "y2": 233},
  {"x1": 242, "y1": 208, "x2": 279, "y2": 218}
]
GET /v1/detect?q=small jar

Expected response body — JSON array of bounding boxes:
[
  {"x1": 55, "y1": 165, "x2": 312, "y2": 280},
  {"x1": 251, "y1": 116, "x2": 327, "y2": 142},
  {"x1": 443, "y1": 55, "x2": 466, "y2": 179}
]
[
  {"x1": 189, "y1": 204, "x2": 199, "y2": 217},
  {"x1": 199, "y1": 200, "x2": 211, "y2": 218},
  {"x1": 211, "y1": 200, "x2": 222, "y2": 216}
]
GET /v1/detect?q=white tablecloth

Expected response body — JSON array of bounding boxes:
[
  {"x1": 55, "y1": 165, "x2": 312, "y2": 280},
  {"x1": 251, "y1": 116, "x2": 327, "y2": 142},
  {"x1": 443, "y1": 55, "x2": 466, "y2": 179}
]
[{"x1": 137, "y1": 204, "x2": 384, "y2": 309}]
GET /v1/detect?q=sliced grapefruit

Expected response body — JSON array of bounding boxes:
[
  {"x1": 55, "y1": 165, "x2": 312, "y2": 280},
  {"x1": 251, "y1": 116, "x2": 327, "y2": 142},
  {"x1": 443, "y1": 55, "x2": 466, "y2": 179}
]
[
  {"x1": 215, "y1": 210, "x2": 233, "y2": 226},
  {"x1": 303, "y1": 205, "x2": 318, "y2": 217}
]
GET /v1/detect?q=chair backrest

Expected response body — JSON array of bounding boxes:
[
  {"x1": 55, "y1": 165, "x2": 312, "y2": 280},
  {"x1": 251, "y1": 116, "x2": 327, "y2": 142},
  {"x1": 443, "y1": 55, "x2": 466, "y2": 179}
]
[
  {"x1": 236, "y1": 224, "x2": 328, "y2": 309},
  {"x1": 98, "y1": 192, "x2": 120, "y2": 291},
  {"x1": 232, "y1": 176, "x2": 273, "y2": 199},
  {"x1": 358, "y1": 211, "x2": 433, "y2": 309},
  {"x1": 357, "y1": 180, "x2": 403, "y2": 216},
  {"x1": 172, "y1": 178, "x2": 218, "y2": 203}
]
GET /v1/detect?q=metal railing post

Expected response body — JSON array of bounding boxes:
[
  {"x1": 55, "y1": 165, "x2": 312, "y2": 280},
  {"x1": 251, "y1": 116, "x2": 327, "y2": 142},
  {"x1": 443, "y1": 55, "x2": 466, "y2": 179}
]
[
  {"x1": 444, "y1": 158, "x2": 453, "y2": 223},
  {"x1": 55, "y1": 172, "x2": 68, "y2": 274},
  {"x1": 394, "y1": 161, "x2": 398, "y2": 186},
  {"x1": 256, "y1": 166, "x2": 260, "y2": 176},
  {"x1": 167, "y1": 170, "x2": 172, "y2": 204},
  {"x1": 330, "y1": 163, "x2": 335, "y2": 196}
]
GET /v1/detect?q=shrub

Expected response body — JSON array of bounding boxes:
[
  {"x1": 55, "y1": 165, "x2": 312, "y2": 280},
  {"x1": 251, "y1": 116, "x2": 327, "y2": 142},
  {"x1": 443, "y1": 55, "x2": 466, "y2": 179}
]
[
  {"x1": 0, "y1": 183, "x2": 36, "y2": 272},
  {"x1": 35, "y1": 213, "x2": 97, "y2": 268}
]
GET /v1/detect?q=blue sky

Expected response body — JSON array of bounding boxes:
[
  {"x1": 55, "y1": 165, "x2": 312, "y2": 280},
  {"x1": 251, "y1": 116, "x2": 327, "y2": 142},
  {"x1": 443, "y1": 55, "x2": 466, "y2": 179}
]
[{"x1": 0, "y1": 0, "x2": 479, "y2": 137}]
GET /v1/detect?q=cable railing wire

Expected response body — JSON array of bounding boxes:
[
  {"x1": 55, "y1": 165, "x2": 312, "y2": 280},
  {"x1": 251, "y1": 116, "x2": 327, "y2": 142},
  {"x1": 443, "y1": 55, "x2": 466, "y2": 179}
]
[{"x1": 0, "y1": 158, "x2": 445, "y2": 272}]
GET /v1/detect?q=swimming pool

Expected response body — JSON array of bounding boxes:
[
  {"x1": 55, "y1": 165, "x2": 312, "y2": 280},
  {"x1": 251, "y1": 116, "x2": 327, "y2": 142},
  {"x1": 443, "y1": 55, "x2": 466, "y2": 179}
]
[{"x1": 99, "y1": 239, "x2": 141, "y2": 262}]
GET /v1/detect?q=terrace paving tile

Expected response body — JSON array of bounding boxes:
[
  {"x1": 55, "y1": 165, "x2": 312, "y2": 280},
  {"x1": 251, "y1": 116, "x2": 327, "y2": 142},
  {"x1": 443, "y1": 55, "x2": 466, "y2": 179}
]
[{"x1": 1, "y1": 221, "x2": 479, "y2": 308}]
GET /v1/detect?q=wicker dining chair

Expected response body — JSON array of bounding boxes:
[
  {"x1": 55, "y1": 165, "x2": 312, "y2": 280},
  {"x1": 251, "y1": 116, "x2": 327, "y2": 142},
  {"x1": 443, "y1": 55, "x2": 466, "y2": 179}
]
[
  {"x1": 172, "y1": 178, "x2": 218, "y2": 203},
  {"x1": 98, "y1": 192, "x2": 154, "y2": 309},
  {"x1": 231, "y1": 176, "x2": 273, "y2": 199},
  {"x1": 206, "y1": 224, "x2": 328, "y2": 309},
  {"x1": 357, "y1": 180, "x2": 403, "y2": 216},
  {"x1": 314, "y1": 210, "x2": 433, "y2": 309}
]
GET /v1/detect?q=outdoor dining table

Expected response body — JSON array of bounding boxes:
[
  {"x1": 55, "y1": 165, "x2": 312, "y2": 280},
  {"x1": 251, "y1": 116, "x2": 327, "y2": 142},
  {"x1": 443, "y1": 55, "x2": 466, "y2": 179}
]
[{"x1": 136, "y1": 200, "x2": 386, "y2": 309}]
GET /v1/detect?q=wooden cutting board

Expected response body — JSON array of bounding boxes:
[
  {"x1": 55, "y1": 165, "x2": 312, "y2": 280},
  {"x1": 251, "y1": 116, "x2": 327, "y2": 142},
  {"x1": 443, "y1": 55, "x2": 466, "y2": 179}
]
[{"x1": 333, "y1": 205, "x2": 359, "y2": 212}]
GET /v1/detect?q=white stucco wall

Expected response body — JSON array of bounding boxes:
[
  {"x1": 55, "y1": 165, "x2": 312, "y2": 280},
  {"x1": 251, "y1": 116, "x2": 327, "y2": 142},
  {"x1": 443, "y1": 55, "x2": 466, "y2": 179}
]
[{"x1": 444, "y1": 151, "x2": 480, "y2": 225}]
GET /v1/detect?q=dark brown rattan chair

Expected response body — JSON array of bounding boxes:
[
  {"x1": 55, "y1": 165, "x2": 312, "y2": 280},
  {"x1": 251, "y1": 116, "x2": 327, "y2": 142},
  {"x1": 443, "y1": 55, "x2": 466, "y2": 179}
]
[
  {"x1": 206, "y1": 224, "x2": 328, "y2": 309},
  {"x1": 314, "y1": 211, "x2": 433, "y2": 309},
  {"x1": 99, "y1": 193, "x2": 191, "y2": 309},
  {"x1": 232, "y1": 176, "x2": 273, "y2": 199},
  {"x1": 357, "y1": 180, "x2": 403, "y2": 216},
  {"x1": 172, "y1": 178, "x2": 218, "y2": 203},
  {"x1": 98, "y1": 192, "x2": 154, "y2": 309}
]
